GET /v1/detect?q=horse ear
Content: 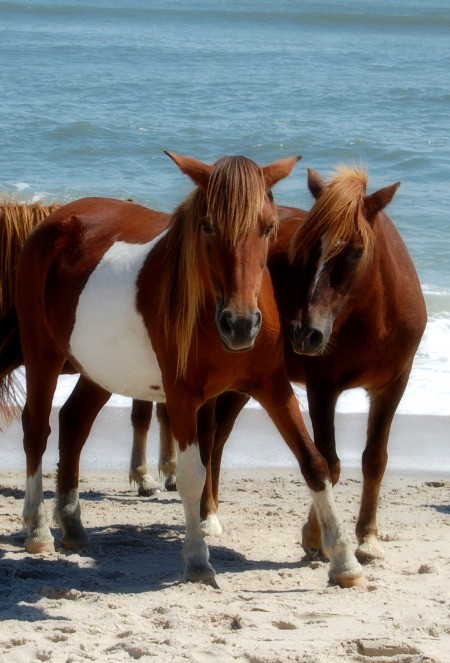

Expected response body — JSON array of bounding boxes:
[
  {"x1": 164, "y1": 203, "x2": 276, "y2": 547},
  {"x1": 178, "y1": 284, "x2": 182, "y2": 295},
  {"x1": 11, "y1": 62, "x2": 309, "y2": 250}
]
[
  {"x1": 307, "y1": 168, "x2": 326, "y2": 199},
  {"x1": 262, "y1": 156, "x2": 301, "y2": 191},
  {"x1": 364, "y1": 182, "x2": 401, "y2": 219},
  {"x1": 165, "y1": 151, "x2": 213, "y2": 191}
]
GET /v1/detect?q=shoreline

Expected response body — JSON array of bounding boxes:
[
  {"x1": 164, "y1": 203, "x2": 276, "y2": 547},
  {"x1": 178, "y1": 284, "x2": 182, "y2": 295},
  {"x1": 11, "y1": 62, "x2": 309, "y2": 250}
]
[{"x1": 2, "y1": 406, "x2": 449, "y2": 477}]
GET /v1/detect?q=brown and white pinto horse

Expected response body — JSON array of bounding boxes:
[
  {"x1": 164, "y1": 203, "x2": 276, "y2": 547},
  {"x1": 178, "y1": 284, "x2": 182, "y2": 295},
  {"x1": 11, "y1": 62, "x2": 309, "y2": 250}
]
[
  {"x1": 0, "y1": 154, "x2": 364, "y2": 588},
  {"x1": 0, "y1": 196, "x2": 175, "y2": 496},
  {"x1": 151, "y1": 165, "x2": 427, "y2": 562}
]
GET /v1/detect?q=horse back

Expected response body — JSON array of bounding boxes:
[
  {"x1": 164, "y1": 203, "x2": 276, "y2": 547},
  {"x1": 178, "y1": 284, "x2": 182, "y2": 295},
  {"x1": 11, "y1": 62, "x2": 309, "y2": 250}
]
[{"x1": 15, "y1": 197, "x2": 170, "y2": 354}]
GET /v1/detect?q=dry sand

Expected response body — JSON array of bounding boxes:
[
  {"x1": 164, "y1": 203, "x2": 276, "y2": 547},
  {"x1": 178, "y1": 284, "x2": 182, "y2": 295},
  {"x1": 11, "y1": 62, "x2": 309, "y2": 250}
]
[{"x1": 1, "y1": 457, "x2": 449, "y2": 662}]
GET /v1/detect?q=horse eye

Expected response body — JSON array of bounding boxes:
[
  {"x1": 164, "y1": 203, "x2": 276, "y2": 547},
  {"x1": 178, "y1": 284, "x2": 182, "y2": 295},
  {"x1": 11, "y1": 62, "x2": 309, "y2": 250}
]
[
  {"x1": 263, "y1": 223, "x2": 275, "y2": 237},
  {"x1": 350, "y1": 247, "x2": 364, "y2": 260},
  {"x1": 201, "y1": 222, "x2": 214, "y2": 235}
]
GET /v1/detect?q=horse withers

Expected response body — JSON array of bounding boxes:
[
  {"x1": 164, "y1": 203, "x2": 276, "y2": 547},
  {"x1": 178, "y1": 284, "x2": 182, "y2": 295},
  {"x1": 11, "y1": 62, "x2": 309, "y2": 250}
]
[{"x1": 0, "y1": 153, "x2": 364, "y2": 588}]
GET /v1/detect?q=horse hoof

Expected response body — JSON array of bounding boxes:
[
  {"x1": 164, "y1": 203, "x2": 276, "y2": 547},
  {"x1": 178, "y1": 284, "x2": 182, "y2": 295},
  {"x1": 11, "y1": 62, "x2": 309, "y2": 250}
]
[
  {"x1": 164, "y1": 474, "x2": 177, "y2": 492},
  {"x1": 328, "y1": 550, "x2": 365, "y2": 589},
  {"x1": 25, "y1": 539, "x2": 55, "y2": 555},
  {"x1": 138, "y1": 485, "x2": 161, "y2": 497},
  {"x1": 61, "y1": 538, "x2": 89, "y2": 551},
  {"x1": 330, "y1": 573, "x2": 367, "y2": 590},
  {"x1": 303, "y1": 547, "x2": 328, "y2": 562},
  {"x1": 356, "y1": 539, "x2": 385, "y2": 563},
  {"x1": 184, "y1": 563, "x2": 218, "y2": 588},
  {"x1": 201, "y1": 514, "x2": 223, "y2": 537},
  {"x1": 330, "y1": 574, "x2": 367, "y2": 589},
  {"x1": 61, "y1": 530, "x2": 90, "y2": 551}
]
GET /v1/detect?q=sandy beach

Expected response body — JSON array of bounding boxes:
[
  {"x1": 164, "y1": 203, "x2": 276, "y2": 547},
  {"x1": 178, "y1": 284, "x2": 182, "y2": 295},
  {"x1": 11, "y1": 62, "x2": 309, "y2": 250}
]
[{"x1": 1, "y1": 409, "x2": 449, "y2": 663}]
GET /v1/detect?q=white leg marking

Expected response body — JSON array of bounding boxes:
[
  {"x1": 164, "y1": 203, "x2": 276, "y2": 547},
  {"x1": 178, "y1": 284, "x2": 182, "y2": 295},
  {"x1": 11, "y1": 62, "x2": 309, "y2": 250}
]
[
  {"x1": 310, "y1": 480, "x2": 363, "y2": 585},
  {"x1": 201, "y1": 513, "x2": 223, "y2": 537},
  {"x1": 23, "y1": 465, "x2": 54, "y2": 553},
  {"x1": 176, "y1": 443, "x2": 216, "y2": 584}
]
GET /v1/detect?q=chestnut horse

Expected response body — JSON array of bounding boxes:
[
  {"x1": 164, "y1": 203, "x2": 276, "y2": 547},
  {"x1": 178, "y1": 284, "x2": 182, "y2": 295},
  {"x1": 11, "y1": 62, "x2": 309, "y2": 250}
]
[
  {"x1": 0, "y1": 153, "x2": 363, "y2": 588},
  {"x1": 146, "y1": 165, "x2": 427, "y2": 562}
]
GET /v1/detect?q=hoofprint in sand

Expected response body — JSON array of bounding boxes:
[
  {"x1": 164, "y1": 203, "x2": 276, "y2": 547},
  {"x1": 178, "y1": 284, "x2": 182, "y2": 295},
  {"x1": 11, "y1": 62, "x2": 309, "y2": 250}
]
[{"x1": 0, "y1": 466, "x2": 448, "y2": 663}]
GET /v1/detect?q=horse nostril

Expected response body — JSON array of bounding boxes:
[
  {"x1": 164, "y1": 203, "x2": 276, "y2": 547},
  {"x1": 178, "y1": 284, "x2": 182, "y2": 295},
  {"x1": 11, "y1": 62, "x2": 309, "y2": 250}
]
[
  {"x1": 308, "y1": 329, "x2": 323, "y2": 350},
  {"x1": 219, "y1": 309, "x2": 234, "y2": 336},
  {"x1": 253, "y1": 310, "x2": 262, "y2": 330}
]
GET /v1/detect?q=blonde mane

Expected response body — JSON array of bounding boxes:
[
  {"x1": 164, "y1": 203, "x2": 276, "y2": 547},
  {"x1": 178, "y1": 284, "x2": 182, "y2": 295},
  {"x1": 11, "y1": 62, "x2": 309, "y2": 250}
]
[
  {"x1": 289, "y1": 165, "x2": 374, "y2": 264},
  {"x1": 0, "y1": 197, "x2": 60, "y2": 318},
  {"x1": 159, "y1": 156, "x2": 268, "y2": 377},
  {"x1": 0, "y1": 197, "x2": 60, "y2": 424}
]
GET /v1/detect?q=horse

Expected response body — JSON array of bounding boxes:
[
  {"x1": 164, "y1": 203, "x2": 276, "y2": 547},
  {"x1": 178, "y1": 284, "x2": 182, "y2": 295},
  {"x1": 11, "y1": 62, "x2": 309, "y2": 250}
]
[
  {"x1": 0, "y1": 152, "x2": 364, "y2": 588},
  {"x1": 147, "y1": 164, "x2": 427, "y2": 562},
  {"x1": 0, "y1": 196, "x2": 173, "y2": 497}
]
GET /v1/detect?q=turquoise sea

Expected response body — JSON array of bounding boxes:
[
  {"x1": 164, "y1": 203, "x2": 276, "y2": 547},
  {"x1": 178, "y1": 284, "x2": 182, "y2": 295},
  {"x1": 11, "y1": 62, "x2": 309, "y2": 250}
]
[{"x1": 1, "y1": 0, "x2": 449, "y2": 418}]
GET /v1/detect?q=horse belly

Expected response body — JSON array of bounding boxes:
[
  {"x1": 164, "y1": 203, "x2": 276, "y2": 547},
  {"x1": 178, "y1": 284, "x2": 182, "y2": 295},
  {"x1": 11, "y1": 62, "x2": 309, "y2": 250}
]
[{"x1": 69, "y1": 238, "x2": 166, "y2": 402}]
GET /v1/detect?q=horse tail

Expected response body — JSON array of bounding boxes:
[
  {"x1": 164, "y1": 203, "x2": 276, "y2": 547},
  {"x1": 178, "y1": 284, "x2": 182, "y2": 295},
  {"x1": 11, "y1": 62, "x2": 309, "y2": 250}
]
[
  {"x1": 0, "y1": 199, "x2": 59, "y2": 425},
  {"x1": 0, "y1": 308, "x2": 24, "y2": 426}
]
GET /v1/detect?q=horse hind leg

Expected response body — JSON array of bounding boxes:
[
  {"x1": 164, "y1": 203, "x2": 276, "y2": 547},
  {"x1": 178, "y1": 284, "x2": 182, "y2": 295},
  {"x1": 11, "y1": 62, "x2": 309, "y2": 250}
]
[
  {"x1": 200, "y1": 391, "x2": 249, "y2": 537},
  {"x1": 156, "y1": 402, "x2": 177, "y2": 491},
  {"x1": 129, "y1": 400, "x2": 161, "y2": 496},
  {"x1": 55, "y1": 376, "x2": 111, "y2": 550},
  {"x1": 356, "y1": 375, "x2": 410, "y2": 563}
]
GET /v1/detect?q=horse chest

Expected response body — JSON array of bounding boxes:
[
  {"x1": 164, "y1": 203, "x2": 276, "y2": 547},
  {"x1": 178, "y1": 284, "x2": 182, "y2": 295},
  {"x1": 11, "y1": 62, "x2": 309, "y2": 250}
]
[{"x1": 69, "y1": 236, "x2": 167, "y2": 402}]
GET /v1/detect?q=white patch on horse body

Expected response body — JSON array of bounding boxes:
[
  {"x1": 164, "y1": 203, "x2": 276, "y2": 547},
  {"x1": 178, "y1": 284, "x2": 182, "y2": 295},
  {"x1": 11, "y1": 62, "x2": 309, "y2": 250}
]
[{"x1": 70, "y1": 232, "x2": 168, "y2": 401}]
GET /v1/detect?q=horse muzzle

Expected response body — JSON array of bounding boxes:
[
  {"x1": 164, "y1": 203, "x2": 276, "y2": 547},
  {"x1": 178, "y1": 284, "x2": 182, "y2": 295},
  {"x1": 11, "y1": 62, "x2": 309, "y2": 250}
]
[
  {"x1": 217, "y1": 307, "x2": 262, "y2": 351},
  {"x1": 290, "y1": 320, "x2": 327, "y2": 356}
]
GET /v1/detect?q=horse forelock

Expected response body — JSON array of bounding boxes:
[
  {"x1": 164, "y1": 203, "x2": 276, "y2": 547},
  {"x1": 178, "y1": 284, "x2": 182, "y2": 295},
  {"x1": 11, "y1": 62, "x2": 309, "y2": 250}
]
[
  {"x1": 207, "y1": 156, "x2": 268, "y2": 245},
  {"x1": 289, "y1": 165, "x2": 374, "y2": 265}
]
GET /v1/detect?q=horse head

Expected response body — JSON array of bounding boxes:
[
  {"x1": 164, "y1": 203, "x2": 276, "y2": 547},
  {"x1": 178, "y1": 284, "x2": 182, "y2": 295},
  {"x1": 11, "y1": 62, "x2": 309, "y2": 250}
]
[
  {"x1": 165, "y1": 151, "x2": 301, "y2": 358},
  {"x1": 288, "y1": 166, "x2": 400, "y2": 356}
]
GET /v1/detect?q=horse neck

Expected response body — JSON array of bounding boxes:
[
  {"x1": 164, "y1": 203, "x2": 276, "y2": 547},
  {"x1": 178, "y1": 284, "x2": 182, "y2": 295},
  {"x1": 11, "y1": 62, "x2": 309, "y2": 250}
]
[{"x1": 342, "y1": 219, "x2": 394, "y2": 335}]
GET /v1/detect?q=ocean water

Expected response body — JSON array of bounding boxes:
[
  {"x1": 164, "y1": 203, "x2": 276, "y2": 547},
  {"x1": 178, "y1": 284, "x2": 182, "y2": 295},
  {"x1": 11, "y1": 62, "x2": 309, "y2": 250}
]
[{"x1": 1, "y1": 0, "x2": 449, "y2": 418}]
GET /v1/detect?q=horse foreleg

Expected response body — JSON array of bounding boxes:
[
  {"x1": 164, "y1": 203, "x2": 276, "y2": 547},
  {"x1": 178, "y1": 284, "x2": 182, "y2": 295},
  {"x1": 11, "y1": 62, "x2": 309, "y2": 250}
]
[
  {"x1": 55, "y1": 376, "x2": 111, "y2": 550},
  {"x1": 255, "y1": 378, "x2": 364, "y2": 589},
  {"x1": 156, "y1": 403, "x2": 177, "y2": 491},
  {"x1": 129, "y1": 400, "x2": 161, "y2": 496},
  {"x1": 169, "y1": 399, "x2": 217, "y2": 587},
  {"x1": 22, "y1": 360, "x2": 63, "y2": 554},
  {"x1": 301, "y1": 385, "x2": 340, "y2": 557},
  {"x1": 200, "y1": 391, "x2": 249, "y2": 536},
  {"x1": 356, "y1": 374, "x2": 411, "y2": 562}
]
